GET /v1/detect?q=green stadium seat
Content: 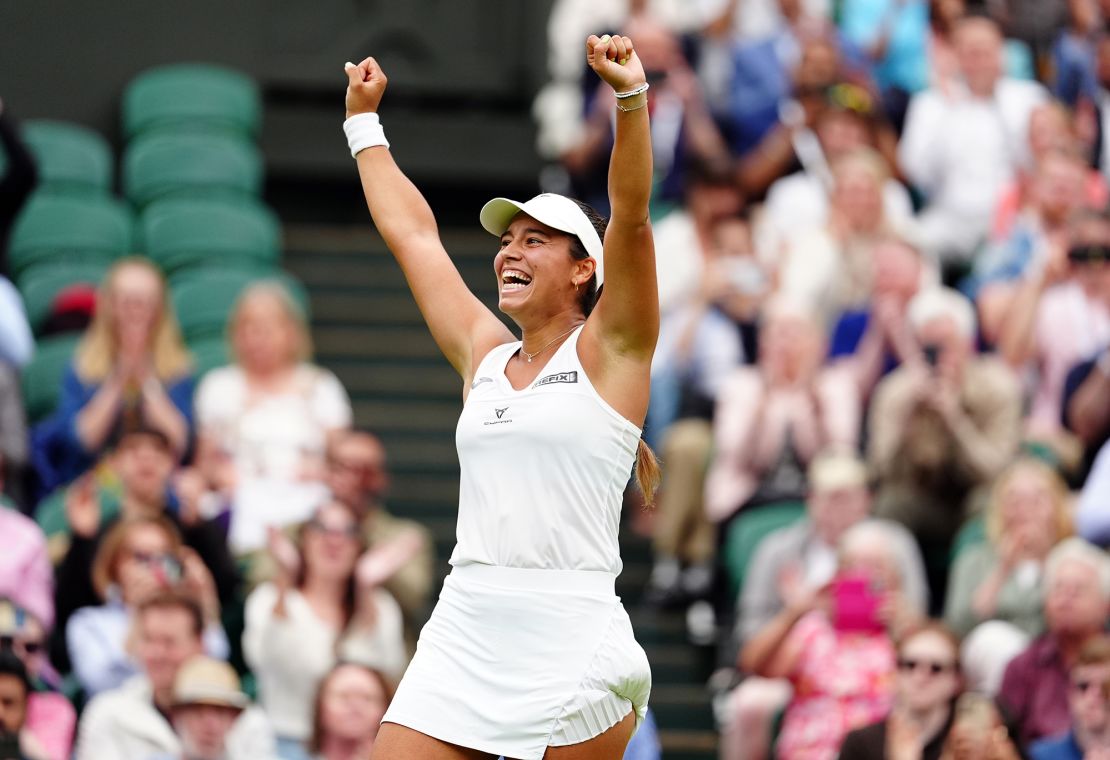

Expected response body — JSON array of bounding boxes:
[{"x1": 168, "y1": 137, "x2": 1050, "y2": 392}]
[
  {"x1": 723, "y1": 501, "x2": 808, "y2": 600},
  {"x1": 138, "y1": 197, "x2": 280, "y2": 275},
  {"x1": 122, "y1": 63, "x2": 261, "y2": 140},
  {"x1": 17, "y1": 262, "x2": 108, "y2": 335},
  {"x1": 188, "y1": 336, "x2": 232, "y2": 378},
  {"x1": 22, "y1": 334, "x2": 81, "y2": 423},
  {"x1": 22, "y1": 120, "x2": 113, "y2": 195},
  {"x1": 8, "y1": 194, "x2": 133, "y2": 278},
  {"x1": 171, "y1": 270, "x2": 309, "y2": 343},
  {"x1": 122, "y1": 131, "x2": 262, "y2": 208}
]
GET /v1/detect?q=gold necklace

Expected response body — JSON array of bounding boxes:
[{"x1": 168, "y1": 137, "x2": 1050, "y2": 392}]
[{"x1": 520, "y1": 325, "x2": 580, "y2": 363}]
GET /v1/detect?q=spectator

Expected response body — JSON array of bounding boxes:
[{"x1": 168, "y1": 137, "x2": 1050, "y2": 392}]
[
  {"x1": 555, "y1": 13, "x2": 731, "y2": 214},
  {"x1": 0, "y1": 506, "x2": 51, "y2": 632},
  {"x1": 75, "y1": 592, "x2": 273, "y2": 759},
  {"x1": 0, "y1": 368, "x2": 28, "y2": 508},
  {"x1": 65, "y1": 516, "x2": 227, "y2": 698},
  {"x1": 0, "y1": 280, "x2": 31, "y2": 371},
  {"x1": 838, "y1": 621, "x2": 964, "y2": 760},
  {"x1": 1085, "y1": 34, "x2": 1110, "y2": 179},
  {"x1": 898, "y1": 16, "x2": 1047, "y2": 266},
  {"x1": 244, "y1": 500, "x2": 406, "y2": 760},
  {"x1": 940, "y1": 692, "x2": 1026, "y2": 760},
  {"x1": 150, "y1": 656, "x2": 258, "y2": 760},
  {"x1": 996, "y1": 210, "x2": 1110, "y2": 444},
  {"x1": 194, "y1": 281, "x2": 351, "y2": 555},
  {"x1": 737, "y1": 521, "x2": 921, "y2": 760},
  {"x1": 0, "y1": 97, "x2": 38, "y2": 277},
  {"x1": 869, "y1": 287, "x2": 1022, "y2": 598},
  {"x1": 34, "y1": 258, "x2": 194, "y2": 492},
  {"x1": 307, "y1": 663, "x2": 391, "y2": 760},
  {"x1": 830, "y1": 235, "x2": 930, "y2": 401},
  {"x1": 718, "y1": 452, "x2": 927, "y2": 760},
  {"x1": 976, "y1": 145, "x2": 1093, "y2": 340},
  {"x1": 53, "y1": 426, "x2": 238, "y2": 654},
  {"x1": 998, "y1": 537, "x2": 1110, "y2": 745},
  {"x1": 705, "y1": 298, "x2": 860, "y2": 524},
  {"x1": 0, "y1": 602, "x2": 70, "y2": 760},
  {"x1": 0, "y1": 649, "x2": 45, "y2": 760},
  {"x1": 324, "y1": 431, "x2": 433, "y2": 629},
  {"x1": 777, "y1": 147, "x2": 905, "y2": 324},
  {"x1": 945, "y1": 458, "x2": 1074, "y2": 698},
  {"x1": 1030, "y1": 634, "x2": 1110, "y2": 760},
  {"x1": 754, "y1": 97, "x2": 914, "y2": 267},
  {"x1": 839, "y1": 0, "x2": 931, "y2": 106}
]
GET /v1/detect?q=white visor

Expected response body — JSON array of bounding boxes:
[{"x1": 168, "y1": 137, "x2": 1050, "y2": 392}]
[{"x1": 479, "y1": 193, "x2": 605, "y2": 286}]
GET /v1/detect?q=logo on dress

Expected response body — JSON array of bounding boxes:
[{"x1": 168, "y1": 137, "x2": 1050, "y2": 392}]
[
  {"x1": 471, "y1": 376, "x2": 493, "y2": 389},
  {"x1": 532, "y1": 371, "x2": 578, "y2": 388},
  {"x1": 484, "y1": 406, "x2": 513, "y2": 426}
]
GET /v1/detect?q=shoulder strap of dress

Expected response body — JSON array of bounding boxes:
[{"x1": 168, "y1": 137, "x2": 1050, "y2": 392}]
[{"x1": 473, "y1": 339, "x2": 521, "y2": 376}]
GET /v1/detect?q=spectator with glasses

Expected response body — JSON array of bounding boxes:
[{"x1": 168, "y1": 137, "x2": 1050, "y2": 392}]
[
  {"x1": 1030, "y1": 634, "x2": 1110, "y2": 760},
  {"x1": 839, "y1": 621, "x2": 964, "y2": 760},
  {"x1": 324, "y1": 431, "x2": 432, "y2": 629},
  {"x1": 65, "y1": 516, "x2": 226, "y2": 698},
  {"x1": 244, "y1": 500, "x2": 406, "y2": 760}
]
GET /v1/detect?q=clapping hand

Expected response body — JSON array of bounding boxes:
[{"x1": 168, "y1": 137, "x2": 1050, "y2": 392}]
[
  {"x1": 65, "y1": 475, "x2": 101, "y2": 539},
  {"x1": 267, "y1": 525, "x2": 301, "y2": 587},
  {"x1": 585, "y1": 34, "x2": 646, "y2": 94}
]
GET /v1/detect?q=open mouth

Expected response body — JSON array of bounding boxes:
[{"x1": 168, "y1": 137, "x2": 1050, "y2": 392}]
[{"x1": 501, "y1": 269, "x2": 533, "y2": 293}]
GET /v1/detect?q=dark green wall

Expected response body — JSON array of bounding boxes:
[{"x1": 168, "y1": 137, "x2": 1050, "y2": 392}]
[{"x1": 0, "y1": 0, "x2": 551, "y2": 188}]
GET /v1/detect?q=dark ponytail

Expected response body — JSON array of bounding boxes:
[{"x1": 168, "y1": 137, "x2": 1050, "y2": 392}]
[{"x1": 567, "y1": 199, "x2": 607, "y2": 316}]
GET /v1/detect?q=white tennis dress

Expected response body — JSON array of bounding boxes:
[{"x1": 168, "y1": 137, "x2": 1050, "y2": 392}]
[{"x1": 382, "y1": 327, "x2": 651, "y2": 758}]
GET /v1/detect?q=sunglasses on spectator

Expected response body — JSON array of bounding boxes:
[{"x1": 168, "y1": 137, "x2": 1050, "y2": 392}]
[
  {"x1": 0, "y1": 635, "x2": 43, "y2": 656},
  {"x1": 128, "y1": 551, "x2": 183, "y2": 583},
  {"x1": 1068, "y1": 245, "x2": 1110, "y2": 265},
  {"x1": 307, "y1": 519, "x2": 360, "y2": 539},
  {"x1": 897, "y1": 658, "x2": 955, "y2": 676}
]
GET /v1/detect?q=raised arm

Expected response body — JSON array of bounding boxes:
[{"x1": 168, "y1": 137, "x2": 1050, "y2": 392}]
[
  {"x1": 582, "y1": 35, "x2": 659, "y2": 359},
  {"x1": 344, "y1": 59, "x2": 513, "y2": 382}
]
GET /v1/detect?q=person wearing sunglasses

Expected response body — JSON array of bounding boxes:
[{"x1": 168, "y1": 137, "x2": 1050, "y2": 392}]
[
  {"x1": 1030, "y1": 634, "x2": 1110, "y2": 760},
  {"x1": 839, "y1": 621, "x2": 963, "y2": 760},
  {"x1": 0, "y1": 601, "x2": 71, "y2": 760},
  {"x1": 244, "y1": 500, "x2": 406, "y2": 760}
]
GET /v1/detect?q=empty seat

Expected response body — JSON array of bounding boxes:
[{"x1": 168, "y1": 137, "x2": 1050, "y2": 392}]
[
  {"x1": 21, "y1": 334, "x2": 81, "y2": 423},
  {"x1": 122, "y1": 63, "x2": 261, "y2": 140},
  {"x1": 8, "y1": 194, "x2": 133, "y2": 278},
  {"x1": 138, "y1": 197, "x2": 280, "y2": 275},
  {"x1": 122, "y1": 130, "x2": 262, "y2": 208},
  {"x1": 171, "y1": 270, "x2": 308, "y2": 343},
  {"x1": 17, "y1": 262, "x2": 108, "y2": 335},
  {"x1": 22, "y1": 120, "x2": 113, "y2": 196}
]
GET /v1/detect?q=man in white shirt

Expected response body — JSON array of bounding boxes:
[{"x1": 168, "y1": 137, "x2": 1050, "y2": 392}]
[
  {"x1": 898, "y1": 16, "x2": 1046, "y2": 265},
  {"x1": 75, "y1": 592, "x2": 274, "y2": 760}
]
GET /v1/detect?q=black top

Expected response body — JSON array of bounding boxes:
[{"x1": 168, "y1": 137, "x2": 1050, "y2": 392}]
[{"x1": 838, "y1": 710, "x2": 954, "y2": 760}]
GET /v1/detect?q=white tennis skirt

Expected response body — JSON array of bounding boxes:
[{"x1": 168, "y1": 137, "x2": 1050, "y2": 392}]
[{"x1": 382, "y1": 563, "x2": 651, "y2": 759}]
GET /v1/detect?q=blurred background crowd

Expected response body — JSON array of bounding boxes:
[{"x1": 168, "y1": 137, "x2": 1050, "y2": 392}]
[{"x1": 1, "y1": 0, "x2": 1110, "y2": 758}]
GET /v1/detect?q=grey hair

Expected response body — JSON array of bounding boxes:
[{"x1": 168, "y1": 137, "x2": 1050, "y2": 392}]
[
  {"x1": 838, "y1": 521, "x2": 905, "y2": 583},
  {"x1": 1045, "y1": 537, "x2": 1110, "y2": 600},
  {"x1": 907, "y1": 286, "x2": 976, "y2": 342}
]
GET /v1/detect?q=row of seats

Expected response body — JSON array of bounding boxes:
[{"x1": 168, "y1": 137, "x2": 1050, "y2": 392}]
[{"x1": 10, "y1": 63, "x2": 298, "y2": 428}]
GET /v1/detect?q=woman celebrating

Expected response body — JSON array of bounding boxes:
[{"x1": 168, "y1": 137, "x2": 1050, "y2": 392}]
[{"x1": 343, "y1": 32, "x2": 658, "y2": 760}]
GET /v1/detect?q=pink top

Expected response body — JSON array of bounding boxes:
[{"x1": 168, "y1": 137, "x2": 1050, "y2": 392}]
[
  {"x1": 0, "y1": 507, "x2": 53, "y2": 629},
  {"x1": 776, "y1": 612, "x2": 896, "y2": 760},
  {"x1": 1030, "y1": 282, "x2": 1110, "y2": 435},
  {"x1": 26, "y1": 691, "x2": 76, "y2": 760},
  {"x1": 704, "y1": 365, "x2": 860, "y2": 522}
]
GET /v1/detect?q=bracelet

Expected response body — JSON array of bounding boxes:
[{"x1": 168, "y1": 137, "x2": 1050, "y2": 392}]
[
  {"x1": 616, "y1": 92, "x2": 648, "y2": 112},
  {"x1": 343, "y1": 112, "x2": 390, "y2": 157},
  {"x1": 615, "y1": 82, "x2": 650, "y2": 99}
]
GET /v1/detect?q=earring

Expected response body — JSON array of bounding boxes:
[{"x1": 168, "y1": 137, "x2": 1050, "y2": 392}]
[{"x1": 574, "y1": 280, "x2": 580, "y2": 292}]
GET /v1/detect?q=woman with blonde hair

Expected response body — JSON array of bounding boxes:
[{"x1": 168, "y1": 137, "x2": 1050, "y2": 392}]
[
  {"x1": 944, "y1": 456, "x2": 1074, "y2": 639},
  {"x1": 38, "y1": 258, "x2": 194, "y2": 489},
  {"x1": 194, "y1": 280, "x2": 352, "y2": 553}
]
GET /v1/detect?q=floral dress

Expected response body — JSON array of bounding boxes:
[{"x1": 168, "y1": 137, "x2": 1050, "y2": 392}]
[{"x1": 776, "y1": 612, "x2": 896, "y2": 760}]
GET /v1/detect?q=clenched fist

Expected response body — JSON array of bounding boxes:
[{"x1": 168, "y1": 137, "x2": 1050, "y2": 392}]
[
  {"x1": 345, "y1": 57, "x2": 388, "y2": 118},
  {"x1": 586, "y1": 34, "x2": 647, "y2": 94}
]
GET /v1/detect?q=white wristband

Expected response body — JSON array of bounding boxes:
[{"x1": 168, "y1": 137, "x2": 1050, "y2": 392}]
[{"x1": 343, "y1": 112, "x2": 390, "y2": 157}]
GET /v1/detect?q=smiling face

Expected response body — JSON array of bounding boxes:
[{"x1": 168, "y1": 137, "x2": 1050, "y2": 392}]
[
  {"x1": 302, "y1": 502, "x2": 362, "y2": 585},
  {"x1": 495, "y1": 214, "x2": 595, "y2": 324},
  {"x1": 896, "y1": 629, "x2": 962, "y2": 713}
]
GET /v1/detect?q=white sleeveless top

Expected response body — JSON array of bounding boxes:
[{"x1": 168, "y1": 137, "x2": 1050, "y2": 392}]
[{"x1": 450, "y1": 327, "x2": 641, "y2": 575}]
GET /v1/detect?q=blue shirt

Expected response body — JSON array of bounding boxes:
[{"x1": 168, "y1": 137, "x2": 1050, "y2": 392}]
[
  {"x1": 840, "y1": 0, "x2": 930, "y2": 93},
  {"x1": 1030, "y1": 730, "x2": 1084, "y2": 760}
]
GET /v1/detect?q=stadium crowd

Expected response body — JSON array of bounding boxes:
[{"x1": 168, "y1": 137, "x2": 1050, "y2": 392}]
[{"x1": 0, "y1": 0, "x2": 1109, "y2": 758}]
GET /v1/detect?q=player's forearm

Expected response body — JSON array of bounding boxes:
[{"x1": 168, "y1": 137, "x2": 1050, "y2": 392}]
[
  {"x1": 355, "y1": 149, "x2": 442, "y2": 252},
  {"x1": 608, "y1": 101, "x2": 652, "y2": 223}
]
